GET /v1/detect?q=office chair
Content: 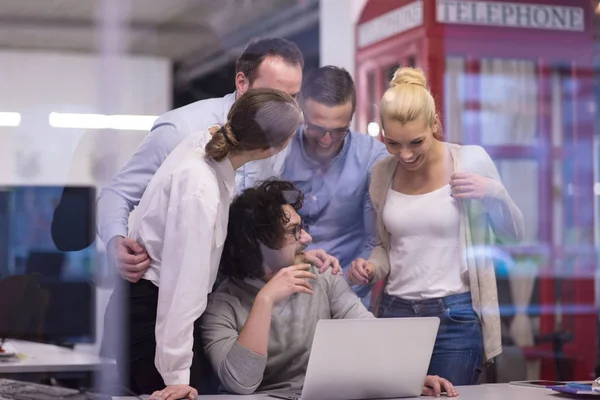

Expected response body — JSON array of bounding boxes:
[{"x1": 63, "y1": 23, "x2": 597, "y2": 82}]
[{"x1": 0, "y1": 274, "x2": 49, "y2": 342}]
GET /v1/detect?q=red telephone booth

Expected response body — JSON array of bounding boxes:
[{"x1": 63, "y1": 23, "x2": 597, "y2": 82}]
[{"x1": 356, "y1": 0, "x2": 598, "y2": 381}]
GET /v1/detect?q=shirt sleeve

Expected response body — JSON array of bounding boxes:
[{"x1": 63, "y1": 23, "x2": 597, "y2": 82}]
[
  {"x1": 325, "y1": 272, "x2": 374, "y2": 319},
  {"x1": 200, "y1": 295, "x2": 268, "y2": 395},
  {"x1": 96, "y1": 121, "x2": 188, "y2": 245},
  {"x1": 369, "y1": 243, "x2": 391, "y2": 284},
  {"x1": 357, "y1": 144, "x2": 390, "y2": 261},
  {"x1": 357, "y1": 187, "x2": 377, "y2": 262},
  {"x1": 473, "y1": 147, "x2": 525, "y2": 243},
  {"x1": 153, "y1": 183, "x2": 218, "y2": 386}
]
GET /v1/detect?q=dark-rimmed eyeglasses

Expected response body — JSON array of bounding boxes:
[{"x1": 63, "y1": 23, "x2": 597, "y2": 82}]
[
  {"x1": 287, "y1": 221, "x2": 308, "y2": 241},
  {"x1": 304, "y1": 122, "x2": 350, "y2": 139}
]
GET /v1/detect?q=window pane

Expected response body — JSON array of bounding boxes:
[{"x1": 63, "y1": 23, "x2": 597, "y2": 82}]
[
  {"x1": 479, "y1": 59, "x2": 538, "y2": 146},
  {"x1": 496, "y1": 159, "x2": 540, "y2": 244},
  {"x1": 367, "y1": 70, "x2": 376, "y2": 123},
  {"x1": 444, "y1": 57, "x2": 465, "y2": 144},
  {"x1": 382, "y1": 63, "x2": 401, "y2": 94}
]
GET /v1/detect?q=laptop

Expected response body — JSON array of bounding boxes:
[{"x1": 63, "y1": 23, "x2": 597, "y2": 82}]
[{"x1": 268, "y1": 317, "x2": 440, "y2": 400}]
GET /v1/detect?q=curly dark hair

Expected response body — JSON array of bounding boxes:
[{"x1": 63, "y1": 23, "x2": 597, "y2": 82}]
[{"x1": 220, "y1": 180, "x2": 304, "y2": 280}]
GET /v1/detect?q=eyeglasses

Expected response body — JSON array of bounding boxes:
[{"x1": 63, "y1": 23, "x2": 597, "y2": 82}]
[
  {"x1": 287, "y1": 221, "x2": 308, "y2": 241},
  {"x1": 304, "y1": 122, "x2": 350, "y2": 139}
]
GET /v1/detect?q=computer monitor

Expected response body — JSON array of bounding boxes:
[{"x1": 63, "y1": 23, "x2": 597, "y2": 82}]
[
  {"x1": 0, "y1": 185, "x2": 96, "y2": 345},
  {"x1": 25, "y1": 251, "x2": 65, "y2": 278}
]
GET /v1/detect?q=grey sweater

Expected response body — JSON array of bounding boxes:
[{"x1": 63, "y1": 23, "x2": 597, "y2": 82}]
[{"x1": 199, "y1": 270, "x2": 373, "y2": 394}]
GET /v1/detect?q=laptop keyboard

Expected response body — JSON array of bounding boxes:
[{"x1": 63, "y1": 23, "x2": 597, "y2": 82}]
[{"x1": 0, "y1": 379, "x2": 110, "y2": 400}]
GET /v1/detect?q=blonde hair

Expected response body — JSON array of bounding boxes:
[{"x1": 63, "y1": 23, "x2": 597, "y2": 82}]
[{"x1": 380, "y1": 67, "x2": 442, "y2": 138}]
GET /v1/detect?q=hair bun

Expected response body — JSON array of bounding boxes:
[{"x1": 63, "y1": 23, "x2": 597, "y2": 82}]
[
  {"x1": 222, "y1": 123, "x2": 240, "y2": 147},
  {"x1": 390, "y1": 67, "x2": 427, "y2": 89}
]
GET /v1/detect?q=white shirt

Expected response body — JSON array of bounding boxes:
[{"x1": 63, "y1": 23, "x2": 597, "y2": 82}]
[
  {"x1": 96, "y1": 92, "x2": 289, "y2": 246},
  {"x1": 382, "y1": 185, "x2": 469, "y2": 300},
  {"x1": 128, "y1": 131, "x2": 235, "y2": 386}
]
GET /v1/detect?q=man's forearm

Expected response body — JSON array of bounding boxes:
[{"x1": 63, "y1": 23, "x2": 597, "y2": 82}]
[
  {"x1": 96, "y1": 123, "x2": 186, "y2": 246},
  {"x1": 237, "y1": 294, "x2": 274, "y2": 356},
  {"x1": 96, "y1": 188, "x2": 132, "y2": 245}
]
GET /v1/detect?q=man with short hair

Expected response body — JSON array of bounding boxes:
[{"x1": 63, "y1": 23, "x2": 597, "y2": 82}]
[
  {"x1": 282, "y1": 66, "x2": 389, "y2": 303},
  {"x1": 96, "y1": 38, "x2": 339, "y2": 281},
  {"x1": 200, "y1": 180, "x2": 457, "y2": 397}
]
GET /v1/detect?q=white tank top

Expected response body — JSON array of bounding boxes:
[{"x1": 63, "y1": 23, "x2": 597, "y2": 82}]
[{"x1": 382, "y1": 184, "x2": 469, "y2": 300}]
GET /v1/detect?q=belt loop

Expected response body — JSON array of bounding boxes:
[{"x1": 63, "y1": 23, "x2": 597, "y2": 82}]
[{"x1": 437, "y1": 298, "x2": 446, "y2": 313}]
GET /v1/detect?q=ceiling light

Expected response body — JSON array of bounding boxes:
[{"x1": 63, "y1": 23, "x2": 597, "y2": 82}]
[
  {"x1": 0, "y1": 112, "x2": 21, "y2": 127},
  {"x1": 49, "y1": 112, "x2": 158, "y2": 131}
]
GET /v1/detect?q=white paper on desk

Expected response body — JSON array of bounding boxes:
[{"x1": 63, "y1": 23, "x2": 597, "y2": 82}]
[{"x1": 0, "y1": 343, "x2": 18, "y2": 359}]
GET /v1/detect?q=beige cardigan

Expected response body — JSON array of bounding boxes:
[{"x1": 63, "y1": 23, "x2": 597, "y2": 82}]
[{"x1": 368, "y1": 142, "x2": 524, "y2": 362}]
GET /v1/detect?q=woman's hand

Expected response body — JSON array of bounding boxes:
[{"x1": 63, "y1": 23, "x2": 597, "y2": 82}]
[
  {"x1": 303, "y1": 249, "x2": 342, "y2": 275},
  {"x1": 149, "y1": 384, "x2": 198, "y2": 400},
  {"x1": 450, "y1": 172, "x2": 490, "y2": 200},
  {"x1": 347, "y1": 258, "x2": 376, "y2": 285},
  {"x1": 422, "y1": 375, "x2": 458, "y2": 397}
]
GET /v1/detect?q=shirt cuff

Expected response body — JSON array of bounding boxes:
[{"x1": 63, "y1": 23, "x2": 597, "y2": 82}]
[
  {"x1": 99, "y1": 223, "x2": 128, "y2": 247},
  {"x1": 162, "y1": 368, "x2": 191, "y2": 386}
]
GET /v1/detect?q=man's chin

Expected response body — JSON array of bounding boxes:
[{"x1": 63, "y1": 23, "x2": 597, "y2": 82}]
[
  {"x1": 307, "y1": 144, "x2": 334, "y2": 161},
  {"x1": 294, "y1": 251, "x2": 307, "y2": 264},
  {"x1": 294, "y1": 251, "x2": 306, "y2": 264},
  {"x1": 316, "y1": 148, "x2": 335, "y2": 159}
]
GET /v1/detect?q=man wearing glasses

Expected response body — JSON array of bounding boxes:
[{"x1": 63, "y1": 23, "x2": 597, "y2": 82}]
[
  {"x1": 201, "y1": 180, "x2": 368, "y2": 393},
  {"x1": 282, "y1": 66, "x2": 389, "y2": 305},
  {"x1": 200, "y1": 180, "x2": 455, "y2": 396}
]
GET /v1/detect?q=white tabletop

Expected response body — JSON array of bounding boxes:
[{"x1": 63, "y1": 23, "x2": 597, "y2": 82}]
[
  {"x1": 444, "y1": 384, "x2": 563, "y2": 399},
  {"x1": 113, "y1": 384, "x2": 566, "y2": 400},
  {"x1": 0, "y1": 340, "x2": 115, "y2": 374}
]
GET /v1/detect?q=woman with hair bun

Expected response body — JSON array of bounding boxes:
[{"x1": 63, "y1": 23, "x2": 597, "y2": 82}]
[
  {"x1": 106, "y1": 88, "x2": 302, "y2": 399},
  {"x1": 348, "y1": 67, "x2": 524, "y2": 385}
]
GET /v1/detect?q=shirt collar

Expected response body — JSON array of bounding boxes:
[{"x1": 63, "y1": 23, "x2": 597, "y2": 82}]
[
  {"x1": 212, "y1": 157, "x2": 236, "y2": 196},
  {"x1": 297, "y1": 128, "x2": 352, "y2": 168},
  {"x1": 244, "y1": 278, "x2": 266, "y2": 290},
  {"x1": 223, "y1": 92, "x2": 236, "y2": 118}
]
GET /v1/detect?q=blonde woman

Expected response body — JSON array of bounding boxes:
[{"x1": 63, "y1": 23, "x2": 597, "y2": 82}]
[{"x1": 348, "y1": 67, "x2": 524, "y2": 385}]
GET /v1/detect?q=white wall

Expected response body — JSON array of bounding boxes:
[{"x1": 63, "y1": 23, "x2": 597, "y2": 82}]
[
  {"x1": 319, "y1": 0, "x2": 367, "y2": 76},
  {"x1": 320, "y1": 0, "x2": 367, "y2": 131},
  {"x1": 0, "y1": 50, "x2": 170, "y2": 355},
  {"x1": 0, "y1": 50, "x2": 171, "y2": 187}
]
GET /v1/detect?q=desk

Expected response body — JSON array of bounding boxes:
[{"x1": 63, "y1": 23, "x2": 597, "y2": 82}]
[
  {"x1": 112, "y1": 383, "x2": 571, "y2": 400},
  {"x1": 0, "y1": 340, "x2": 115, "y2": 374}
]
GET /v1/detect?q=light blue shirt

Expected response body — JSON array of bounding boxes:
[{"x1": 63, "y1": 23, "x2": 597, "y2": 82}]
[
  {"x1": 282, "y1": 130, "x2": 389, "y2": 271},
  {"x1": 96, "y1": 92, "x2": 288, "y2": 245}
]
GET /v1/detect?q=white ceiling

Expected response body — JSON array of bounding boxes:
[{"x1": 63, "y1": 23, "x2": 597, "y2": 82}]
[{"x1": 0, "y1": 0, "x2": 316, "y2": 63}]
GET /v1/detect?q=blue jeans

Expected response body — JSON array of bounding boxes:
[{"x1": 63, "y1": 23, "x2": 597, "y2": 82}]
[{"x1": 379, "y1": 292, "x2": 483, "y2": 385}]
